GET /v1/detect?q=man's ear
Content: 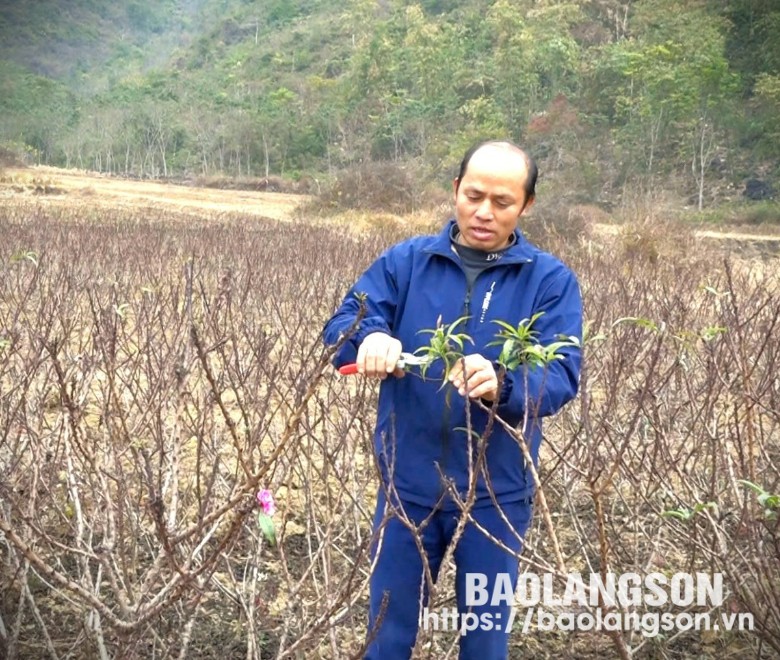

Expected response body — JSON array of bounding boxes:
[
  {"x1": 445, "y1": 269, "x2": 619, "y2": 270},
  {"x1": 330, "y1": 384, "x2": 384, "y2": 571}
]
[
  {"x1": 520, "y1": 194, "x2": 535, "y2": 215},
  {"x1": 452, "y1": 178, "x2": 460, "y2": 201}
]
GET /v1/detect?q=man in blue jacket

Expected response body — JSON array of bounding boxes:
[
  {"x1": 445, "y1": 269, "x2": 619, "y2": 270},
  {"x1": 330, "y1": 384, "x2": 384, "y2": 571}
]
[{"x1": 323, "y1": 141, "x2": 582, "y2": 659}]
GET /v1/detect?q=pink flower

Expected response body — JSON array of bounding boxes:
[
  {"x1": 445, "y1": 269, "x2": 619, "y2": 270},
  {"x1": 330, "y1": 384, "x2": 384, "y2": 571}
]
[{"x1": 256, "y1": 489, "x2": 276, "y2": 516}]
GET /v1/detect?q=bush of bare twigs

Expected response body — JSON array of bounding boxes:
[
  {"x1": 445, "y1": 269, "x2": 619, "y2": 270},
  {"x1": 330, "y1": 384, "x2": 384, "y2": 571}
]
[
  {"x1": 1, "y1": 199, "x2": 779, "y2": 659},
  {"x1": 0, "y1": 145, "x2": 26, "y2": 170},
  {"x1": 313, "y1": 162, "x2": 448, "y2": 216},
  {"x1": 192, "y1": 174, "x2": 314, "y2": 194},
  {"x1": 0, "y1": 202, "x2": 392, "y2": 659}
]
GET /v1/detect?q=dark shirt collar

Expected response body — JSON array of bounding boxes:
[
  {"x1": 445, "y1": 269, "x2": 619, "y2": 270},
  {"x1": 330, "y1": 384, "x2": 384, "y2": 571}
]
[
  {"x1": 449, "y1": 223, "x2": 516, "y2": 261},
  {"x1": 424, "y1": 219, "x2": 535, "y2": 264}
]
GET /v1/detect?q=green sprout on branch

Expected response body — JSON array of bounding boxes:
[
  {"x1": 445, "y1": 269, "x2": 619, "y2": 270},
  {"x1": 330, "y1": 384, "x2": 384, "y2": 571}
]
[
  {"x1": 10, "y1": 249, "x2": 38, "y2": 266},
  {"x1": 414, "y1": 315, "x2": 473, "y2": 381},
  {"x1": 700, "y1": 325, "x2": 727, "y2": 342},
  {"x1": 582, "y1": 319, "x2": 607, "y2": 346},
  {"x1": 488, "y1": 312, "x2": 580, "y2": 371},
  {"x1": 662, "y1": 501, "x2": 717, "y2": 521},
  {"x1": 738, "y1": 480, "x2": 779, "y2": 520},
  {"x1": 612, "y1": 316, "x2": 663, "y2": 333}
]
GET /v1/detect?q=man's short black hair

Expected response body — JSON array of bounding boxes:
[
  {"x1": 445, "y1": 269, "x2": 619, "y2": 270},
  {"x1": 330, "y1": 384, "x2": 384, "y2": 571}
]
[{"x1": 455, "y1": 140, "x2": 538, "y2": 207}]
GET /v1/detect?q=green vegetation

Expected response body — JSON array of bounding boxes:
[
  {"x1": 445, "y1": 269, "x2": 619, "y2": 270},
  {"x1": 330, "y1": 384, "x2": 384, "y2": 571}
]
[
  {"x1": 0, "y1": 0, "x2": 778, "y2": 210},
  {"x1": 686, "y1": 200, "x2": 780, "y2": 226}
]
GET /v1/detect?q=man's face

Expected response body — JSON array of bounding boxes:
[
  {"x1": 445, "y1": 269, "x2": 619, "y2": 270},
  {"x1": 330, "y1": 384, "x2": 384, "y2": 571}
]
[{"x1": 453, "y1": 146, "x2": 534, "y2": 251}]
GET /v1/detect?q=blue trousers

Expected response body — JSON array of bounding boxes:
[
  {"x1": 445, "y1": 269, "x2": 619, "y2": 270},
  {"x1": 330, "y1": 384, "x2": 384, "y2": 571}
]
[{"x1": 366, "y1": 491, "x2": 533, "y2": 660}]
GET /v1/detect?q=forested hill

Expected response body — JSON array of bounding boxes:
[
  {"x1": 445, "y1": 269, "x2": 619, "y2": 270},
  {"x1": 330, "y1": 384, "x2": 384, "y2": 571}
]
[
  {"x1": 0, "y1": 0, "x2": 209, "y2": 84},
  {"x1": 1, "y1": 0, "x2": 779, "y2": 210}
]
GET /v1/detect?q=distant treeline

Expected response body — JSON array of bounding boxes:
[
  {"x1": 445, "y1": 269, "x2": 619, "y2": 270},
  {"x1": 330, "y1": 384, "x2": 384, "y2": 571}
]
[{"x1": 1, "y1": 0, "x2": 778, "y2": 208}]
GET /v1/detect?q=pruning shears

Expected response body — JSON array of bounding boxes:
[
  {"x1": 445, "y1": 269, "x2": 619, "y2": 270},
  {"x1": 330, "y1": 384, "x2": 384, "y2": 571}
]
[{"x1": 338, "y1": 352, "x2": 429, "y2": 375}]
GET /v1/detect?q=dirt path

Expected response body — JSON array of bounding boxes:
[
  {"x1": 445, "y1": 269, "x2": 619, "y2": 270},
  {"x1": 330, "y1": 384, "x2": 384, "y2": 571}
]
[
  {"x1": 591, "y1": 222, "x2": 780, "y2": 245},
  {"x1": 694, "y1": 229, "x2": 780, "y2": 242}
]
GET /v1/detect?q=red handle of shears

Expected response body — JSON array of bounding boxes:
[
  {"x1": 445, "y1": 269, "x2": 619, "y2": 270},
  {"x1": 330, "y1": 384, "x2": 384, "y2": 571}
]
[{"x1": 337, "y1": 353, "x2": 419, "y2": 375}]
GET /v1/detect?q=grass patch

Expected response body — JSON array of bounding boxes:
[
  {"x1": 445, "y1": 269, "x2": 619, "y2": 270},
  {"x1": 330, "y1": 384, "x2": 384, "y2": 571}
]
[{"x1": 685, "y1": 200, "x2": 780, "y2": 226}]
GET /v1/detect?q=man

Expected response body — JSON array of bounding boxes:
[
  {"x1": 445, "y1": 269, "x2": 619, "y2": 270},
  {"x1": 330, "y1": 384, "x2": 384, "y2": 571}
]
[{"x1": 323, "y1": 141, "x2": 582, "y2": 659}]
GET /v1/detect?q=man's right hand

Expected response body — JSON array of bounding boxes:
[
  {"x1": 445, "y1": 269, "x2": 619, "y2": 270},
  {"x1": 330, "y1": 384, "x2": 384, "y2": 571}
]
[{"x1": 356, "y1": 332, "x2": 405, "y2": 379}]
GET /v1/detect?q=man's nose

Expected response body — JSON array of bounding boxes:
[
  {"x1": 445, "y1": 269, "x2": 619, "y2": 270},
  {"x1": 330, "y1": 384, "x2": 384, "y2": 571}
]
[{"x1": 476, "y1": 198, "x2": 493, "y2": 219}]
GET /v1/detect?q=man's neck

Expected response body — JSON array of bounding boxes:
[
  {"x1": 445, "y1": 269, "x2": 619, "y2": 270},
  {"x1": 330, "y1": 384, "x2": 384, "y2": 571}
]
[{"x1": 451, "y1": 225, "x2": 516, "y2": 253}]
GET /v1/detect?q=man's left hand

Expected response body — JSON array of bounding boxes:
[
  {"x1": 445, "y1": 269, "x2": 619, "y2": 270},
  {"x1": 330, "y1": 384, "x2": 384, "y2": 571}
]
[{"x1": 448, "y1": 354, "x2": 499, "y2": 402}]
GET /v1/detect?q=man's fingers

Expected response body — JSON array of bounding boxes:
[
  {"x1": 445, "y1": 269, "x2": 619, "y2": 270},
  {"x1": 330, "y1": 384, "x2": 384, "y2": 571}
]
[
  {"x1": 465, "y1": 374, "x2": 498, "y2": 399},
  {"x1": 356, "y1": 333, "x2": 403, "y2": 378},
  {"x1": 448, "y1": 361, "x2": 467, "y2": 385},
  {"x1": 356, "y1": 342, "x2": 367, "y2": 373},
  {"x1": 448, "y1": 355, "x2": 498, "y2": 399},
  {"x1": 376, "y1": 339, "x2": 402, "y2": 376},
  {"x1": 364, "y1": 337, "x2": 382, "y2": 375},
  {"x1": 368, "y1": 350, "x2": 388, "y2": 378},
  {"x1": 462, "y1": 373, "x2": 494, "y2": 396},
  {"x1": 386, "y1": 344, "x2": 402, "y2": 373},
  {"x1": 448, "y1": 360, "x2": 478, "y2": 389}
]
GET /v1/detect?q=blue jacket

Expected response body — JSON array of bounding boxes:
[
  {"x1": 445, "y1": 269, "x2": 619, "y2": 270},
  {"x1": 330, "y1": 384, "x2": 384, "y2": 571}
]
[{"x1": 323, "y1": 219, "x2": 582, "y2": 510}]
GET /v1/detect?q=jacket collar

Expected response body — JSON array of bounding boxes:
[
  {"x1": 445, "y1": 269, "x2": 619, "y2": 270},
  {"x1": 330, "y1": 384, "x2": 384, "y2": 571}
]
[{"x1": 424, "y1": 219, "x2": 536, "y2": 264}]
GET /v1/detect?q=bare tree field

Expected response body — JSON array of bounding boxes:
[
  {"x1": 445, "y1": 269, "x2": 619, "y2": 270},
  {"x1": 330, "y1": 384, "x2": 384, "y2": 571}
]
[{"x1": 1, "y1": 175, "x2": 779, "y2": 659}]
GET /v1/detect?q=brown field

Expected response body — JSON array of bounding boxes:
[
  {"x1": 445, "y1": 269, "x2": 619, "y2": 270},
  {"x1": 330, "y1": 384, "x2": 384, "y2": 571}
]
[
  {"x1": 1, "y1": 168, "x2": 779, "y2": 659},
  {"x1": 3, "y1": 165, "x2": 780, "y2": 244},
  {"x1": 0, "y1": 166, "x2": 309, "y2": 221}
]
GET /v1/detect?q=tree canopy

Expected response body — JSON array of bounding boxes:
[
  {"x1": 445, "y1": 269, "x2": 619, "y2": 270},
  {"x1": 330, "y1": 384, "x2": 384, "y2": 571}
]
[{"x1": 1, "y1": 0, "x2": 778, "y2": 207}]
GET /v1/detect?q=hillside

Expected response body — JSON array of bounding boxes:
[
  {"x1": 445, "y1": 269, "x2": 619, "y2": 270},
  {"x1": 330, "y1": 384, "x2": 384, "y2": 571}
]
[
  {"x1": 0, "y1": 0, "x2": 207, "y2": 86},
  {"x1": 1, "y1": 0, "x2": 779, "y2": 212}
]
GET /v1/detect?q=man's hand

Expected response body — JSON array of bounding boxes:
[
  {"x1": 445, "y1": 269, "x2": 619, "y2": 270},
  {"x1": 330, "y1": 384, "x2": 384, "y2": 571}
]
[
  {"x1": 356, "y1": 332, "x2": 405, "y2": 379},
  {"x1": 448, "y1": 354, "x2": 499, "y2": 401}
]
